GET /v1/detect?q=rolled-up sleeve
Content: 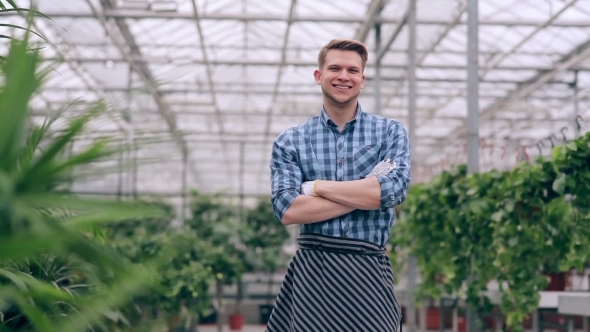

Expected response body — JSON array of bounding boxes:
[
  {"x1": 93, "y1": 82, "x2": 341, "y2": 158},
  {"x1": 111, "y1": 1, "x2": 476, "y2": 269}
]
[
  {"x1": 269, "y1": 132, "x2": 302, "y2": 222},
  {"x1": 377, "y1": 122, "x2": 411, "y2": 209}
]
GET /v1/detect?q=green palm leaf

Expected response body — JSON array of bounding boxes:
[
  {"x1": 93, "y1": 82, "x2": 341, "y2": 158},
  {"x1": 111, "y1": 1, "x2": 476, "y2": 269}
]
[
  {"x1": 0, "y1": 15, "x2": 169, "y2": 332},
  {"x1": 0, "y1": 0, "x2": 18, "y2": 10},
  {"x1": 0, "y1": 34, "x2": 47, "y2": 173}
]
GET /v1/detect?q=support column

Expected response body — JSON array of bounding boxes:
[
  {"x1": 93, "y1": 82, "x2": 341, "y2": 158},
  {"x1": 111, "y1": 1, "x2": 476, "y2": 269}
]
[
  {"x1": 181, "y1": 146, "x2": 188, "y2": 220},
  {"x1": 407, "y1": 0, "x2": 418, "y2": 332},
  {"x1": 420, "y1": 307, "x2": 427, "y2": 332},
  {"x1": 466, "y1": 0, "x2": 480, "y2": 173},
  {"x1": 573, "y1": 70, "x2": 580, "y2": 138},
  {"x1": 125, "y1": 64, "x2": 137, "y2": 201},
  {"x1": 453, "y1": 307, "x2": 459, "y2": 332},
  {"x1": 466, "y1": 0, "x2": 480, "y2": 331},
  {"x1": 239, "y1": 141, "x2": 245, "y2": 222},
  {"x1": 375, "y1": 21, "x2": 382, "y2": 115}
]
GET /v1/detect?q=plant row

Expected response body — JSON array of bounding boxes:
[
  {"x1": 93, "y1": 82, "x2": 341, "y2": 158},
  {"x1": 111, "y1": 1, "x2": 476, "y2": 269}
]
[{"x1": 390, "y1": 130, "x2": 590, "y2": 330}]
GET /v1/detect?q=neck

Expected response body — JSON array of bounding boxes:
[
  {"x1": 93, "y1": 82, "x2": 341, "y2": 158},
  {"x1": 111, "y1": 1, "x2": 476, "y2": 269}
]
[{"x1": 323, "y1": 100, "x2": 358, "y2": 130}]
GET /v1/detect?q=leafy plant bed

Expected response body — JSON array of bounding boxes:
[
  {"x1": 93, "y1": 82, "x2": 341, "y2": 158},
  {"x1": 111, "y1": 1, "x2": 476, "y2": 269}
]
[{"x1": 390, "y1": 130, "x2": 590, "y2": 332}]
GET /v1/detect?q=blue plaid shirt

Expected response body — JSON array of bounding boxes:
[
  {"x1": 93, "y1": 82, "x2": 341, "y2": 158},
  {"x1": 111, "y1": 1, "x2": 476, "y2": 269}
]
[{"x1": 269, "y1": 104, "x2": 411, "y2": 246}]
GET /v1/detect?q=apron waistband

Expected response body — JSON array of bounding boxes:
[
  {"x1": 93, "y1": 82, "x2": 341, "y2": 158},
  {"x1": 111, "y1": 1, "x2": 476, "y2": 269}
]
[{"x1": 297, "y1": 233, "x2": 386, "y2": 256}]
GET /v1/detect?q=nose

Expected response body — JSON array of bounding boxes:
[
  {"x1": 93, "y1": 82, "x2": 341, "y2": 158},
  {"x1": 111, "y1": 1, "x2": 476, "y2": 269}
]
[{"x1": 337, "y1": 69, "x2": 351, "y2": 80}]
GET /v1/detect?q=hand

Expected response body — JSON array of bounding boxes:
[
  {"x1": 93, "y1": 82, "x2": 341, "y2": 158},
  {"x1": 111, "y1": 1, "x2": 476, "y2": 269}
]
[
  {"x1": 365, "y1": 159, "x2": 397, "y2": 178},
  {"x1": 301, "y1": 180, "x2": 318, "y2": 196}
]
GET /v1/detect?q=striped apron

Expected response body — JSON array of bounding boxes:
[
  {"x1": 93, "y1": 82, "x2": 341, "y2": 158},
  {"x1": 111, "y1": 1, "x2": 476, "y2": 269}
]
[{"x1": 265, "y1": 233, "x2": 402, "y2": 332}]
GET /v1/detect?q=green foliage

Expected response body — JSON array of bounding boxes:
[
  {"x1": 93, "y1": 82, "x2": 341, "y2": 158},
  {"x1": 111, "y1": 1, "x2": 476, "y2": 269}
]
[
  {"x1": 0, "y1": 4, "x2": 292, "y2": 331},
  {"x1": 0, "y1": 21, "x2": 167, "y2": 332},
  {"x1": 104, "y1": 203, "x2": 211, "y2": 322},
  {"x1": 187, "y1": 191, "x2": 246, "y2": 286},
  {"x1": 243, "y1": 198, "x2": 290, "y2": 273},
  {"x1": 108, "y1": 222, "x2": 213, "y2": 326},
  {"x1": 393, "y1": 131, "x2": 590, "y2": 331}
]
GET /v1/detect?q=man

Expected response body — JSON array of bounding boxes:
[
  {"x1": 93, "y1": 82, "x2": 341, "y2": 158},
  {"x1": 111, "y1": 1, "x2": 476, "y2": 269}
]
[{"x1": 267, "y1": 38, "x2": 411, "y2": 332}]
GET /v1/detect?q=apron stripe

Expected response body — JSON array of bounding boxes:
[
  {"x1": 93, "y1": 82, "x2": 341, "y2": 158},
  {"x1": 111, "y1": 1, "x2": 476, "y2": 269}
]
[{"x1": 265, "y1": 233, "x2": 402, "y2": 332}]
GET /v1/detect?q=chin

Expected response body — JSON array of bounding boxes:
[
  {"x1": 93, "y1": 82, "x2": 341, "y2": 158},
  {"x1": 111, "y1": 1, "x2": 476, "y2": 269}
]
[
  {"x1": 321, "y1": 87, "x2": 360, "y2": 107},
  {"x1": 327, "y1": 94, "x2": 357, "y2": 106}
]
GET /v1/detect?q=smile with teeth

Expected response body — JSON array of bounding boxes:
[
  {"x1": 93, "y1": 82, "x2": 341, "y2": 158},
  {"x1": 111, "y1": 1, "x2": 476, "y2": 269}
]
[{"x1": 333, "y1": 84, "x2": 352, "y2": 91}]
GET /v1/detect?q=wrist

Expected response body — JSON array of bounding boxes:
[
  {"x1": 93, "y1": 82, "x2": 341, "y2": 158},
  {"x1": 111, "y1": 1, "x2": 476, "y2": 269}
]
[{"x1": 314, "y1": 180, "x2": 326, "y2": 197}]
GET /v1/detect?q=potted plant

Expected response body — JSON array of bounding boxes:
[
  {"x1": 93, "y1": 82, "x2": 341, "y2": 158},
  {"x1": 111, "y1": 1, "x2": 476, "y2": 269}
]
[
  {"x1": 258, "y1": 248, "x2": 284, "y2": 324},
  {"x1": 242, "y1": 198, "x2": 290, "y2": 324},
  {"x1": 229, "y1": 237, "x2": 256, "y2": 331},
  {"x1": 187, "y1": 190, "x2": 246, "y2": 332},
  {"x1": 108, "y1": 220, "x2": 214, "y2": 332}
]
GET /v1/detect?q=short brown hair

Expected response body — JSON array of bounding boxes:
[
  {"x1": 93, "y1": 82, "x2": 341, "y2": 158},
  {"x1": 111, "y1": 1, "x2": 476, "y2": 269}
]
[{"x1": 318, "y1": 38, "x2": 369, "y2": 71}]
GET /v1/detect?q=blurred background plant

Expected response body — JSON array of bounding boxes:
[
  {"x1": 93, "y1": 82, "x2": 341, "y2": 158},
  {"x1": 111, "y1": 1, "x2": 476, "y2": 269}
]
[
  {"x1": 0, "y1": 10, "x2": 170, "y2": 332},
  {"x1": 241, "y1": 199, "x2": 289, "y2": 324},
  {"x1": 0, "y1": 3, "x2": 291, "y2": 331},
  {"x1": 390, "y1": 131, "x2": 590, "y2": 331}
]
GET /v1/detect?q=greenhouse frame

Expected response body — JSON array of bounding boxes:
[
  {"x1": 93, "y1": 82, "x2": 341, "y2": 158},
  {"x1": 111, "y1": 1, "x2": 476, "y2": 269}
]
[
  {"x1": 4, "y1": 0, "x2": 590, "y2": 202},
  {"x1": 1, "y1": 0, "x2": 590, "y2": 331}
]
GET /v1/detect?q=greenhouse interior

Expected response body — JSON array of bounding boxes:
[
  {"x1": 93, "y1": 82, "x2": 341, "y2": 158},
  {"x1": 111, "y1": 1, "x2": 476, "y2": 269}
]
[{"x1": 1, "y1": 0, "x2": 590, "y2": 331}]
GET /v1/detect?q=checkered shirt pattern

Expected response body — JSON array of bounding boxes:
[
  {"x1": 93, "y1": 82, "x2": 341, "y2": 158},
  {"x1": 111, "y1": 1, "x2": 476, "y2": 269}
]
[{"x1": 269, "y1": 104, "x2": 411, "y2": 246}]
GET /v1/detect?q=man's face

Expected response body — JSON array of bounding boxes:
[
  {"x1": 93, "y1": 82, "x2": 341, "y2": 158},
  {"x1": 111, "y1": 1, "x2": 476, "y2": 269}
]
[{"x1": 314, "y1": 49, "x2": 366, "y2": 107}]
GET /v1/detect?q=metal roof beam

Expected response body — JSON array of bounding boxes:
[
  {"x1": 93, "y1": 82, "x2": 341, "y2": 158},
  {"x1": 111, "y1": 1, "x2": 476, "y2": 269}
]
[
  {"x1": 384, "y1": 1, "x2": 466, "y2": 109},
  {"x1": 376, "y1": 8, "x2": 408, "y2": 63},
  {"x1": 13, "y1": 10, "x2": 130, "y2": 133},
  {"x1": 188, "y1": 0, "x2": 234, "y2": 187},
  {"x1": 416, "y1": 2, "x2": 467, "y2": 65},
  {"x1": 33, "y1": 108, "x2": 578, "y2": 123},
  {"x1": 258, "y1": 0, "x2": 298, "y2": 191},
  {"x1": 86, "y1": 0, "x2": 204, "y2": 187},
  {"x1": 61, "y1": 42, "x2": 577, "y2": 57},
  {"x1": 355, "y1": 0, "x2": 386, "y2": 42},
  {"x1": 41, "y1": 56, "x2": 590, "y2": 72},
  {"x1": 38, "y1": 86, "x2": 580, "y2": 100},
  {"x1": 480, "y1": 0, "x2": 578, "y2": 77},
  {"x1": 13, "y1": 9, "x2": 590, "y2": 27},
  {"x1": 88, "y1": 0, "x2": 178, "y2": 133},
  {"x1": 403, "y1": 17, "x2": 589, "y2": 128},
  {"x1": 480, "y1": 36, "x2": 590, "y2": 122}
]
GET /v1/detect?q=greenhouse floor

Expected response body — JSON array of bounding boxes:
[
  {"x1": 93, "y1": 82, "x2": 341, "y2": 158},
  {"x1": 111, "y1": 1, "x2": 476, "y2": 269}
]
[
  {"x1": 193, "y1": 326, "x2": 587, "y2": 332},
  {"x1": 196, "y1": 324, "x2": 267, "y2": 331}
]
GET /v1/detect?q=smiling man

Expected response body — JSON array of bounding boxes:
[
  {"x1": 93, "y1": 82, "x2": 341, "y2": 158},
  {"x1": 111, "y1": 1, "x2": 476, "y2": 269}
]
[{"x1": 266, "y1": 38, "x2": 411, "y2": 332}]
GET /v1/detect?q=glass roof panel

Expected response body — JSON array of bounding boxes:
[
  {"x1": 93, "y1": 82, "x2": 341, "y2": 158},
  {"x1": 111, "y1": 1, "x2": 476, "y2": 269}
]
[{"x1": 3, "y1": 0, "x2": 590, "y2": 195}]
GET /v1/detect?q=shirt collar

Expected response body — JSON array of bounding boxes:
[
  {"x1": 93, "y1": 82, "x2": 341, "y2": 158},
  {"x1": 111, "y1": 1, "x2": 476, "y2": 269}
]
[{"x1": 320, "y1": 103, "x2": 364, "y2": 129}]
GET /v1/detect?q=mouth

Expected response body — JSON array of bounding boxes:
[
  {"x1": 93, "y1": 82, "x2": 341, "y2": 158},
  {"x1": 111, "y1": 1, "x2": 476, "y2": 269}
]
[{"x1": 332, "y1": 84, "x2": 352, "y2": 91}]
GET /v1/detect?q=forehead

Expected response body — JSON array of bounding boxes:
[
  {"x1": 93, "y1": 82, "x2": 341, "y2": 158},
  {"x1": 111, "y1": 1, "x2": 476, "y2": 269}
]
[{"x1": 323, "y1": 49, "x2": 363, "y2": 68}]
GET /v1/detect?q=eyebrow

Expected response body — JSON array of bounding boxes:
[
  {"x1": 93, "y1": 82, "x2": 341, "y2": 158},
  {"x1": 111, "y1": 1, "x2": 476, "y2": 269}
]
[{"x1": 328, "y1": 64, "x2": 360, "y2": 70}]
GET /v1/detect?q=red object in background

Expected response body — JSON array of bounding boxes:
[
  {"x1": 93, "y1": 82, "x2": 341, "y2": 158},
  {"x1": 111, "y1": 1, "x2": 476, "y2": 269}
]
[
  {"x1": 426, "y1": 307, "x2": 440, "y2": 330},
  {"x1": 546, "y1": 272, "x2": 566, "y2": 291},
  {"x1": 457, "y1": 317, "x2": 466, "y2": 332},
  {"x1": 229, "y1": 313, "x2": 244, "y2": 331}
]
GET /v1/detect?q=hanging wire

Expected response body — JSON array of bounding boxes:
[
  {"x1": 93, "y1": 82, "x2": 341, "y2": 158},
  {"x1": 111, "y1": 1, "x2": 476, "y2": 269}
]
[{"x1": 417, "y1": 114, "x2": 586, "y2": 181}]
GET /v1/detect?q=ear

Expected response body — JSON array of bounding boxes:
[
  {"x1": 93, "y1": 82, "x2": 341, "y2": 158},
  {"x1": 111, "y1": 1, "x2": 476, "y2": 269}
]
[
  {"x1": 313, "y1": 69, "x2": 321, "y2": 85},
  {"x1": 360, "y1": 73, "x2": 366, "y2": 89}
]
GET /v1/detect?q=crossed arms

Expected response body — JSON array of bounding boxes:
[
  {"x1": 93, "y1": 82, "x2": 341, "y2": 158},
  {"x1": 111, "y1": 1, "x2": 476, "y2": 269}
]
[
  {"x1": 270, "y1": 123, "x2": 411, "y2": 226},
  {"x1": 281, "y1": 177, "x2": 382, "y2": 225}
]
